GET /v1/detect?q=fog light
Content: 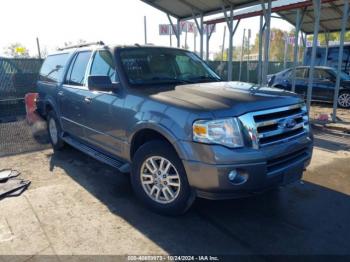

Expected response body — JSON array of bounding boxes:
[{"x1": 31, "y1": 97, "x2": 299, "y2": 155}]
[
  {"x1": 228, "y1": 170, "x2": 248, "y2": 185},
  {"x1": 228, "y1": 170, "x2": 238, "y2": 181}
]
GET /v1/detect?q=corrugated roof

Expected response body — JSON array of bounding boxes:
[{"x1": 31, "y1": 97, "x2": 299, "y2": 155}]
[
  {"x1": 277, "y1": 0, "x2": 349, "y2": 34},
  {"x1": 204, "y1": 0, "x2": 306, "y2": 24},
  {"x1": 140, "y1": 0, "x2": 264, "y2": 19}
]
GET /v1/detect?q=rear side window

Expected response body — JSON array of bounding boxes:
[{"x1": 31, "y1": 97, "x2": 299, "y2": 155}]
[
  {"x1": 39, "y1": 53, "x2": 69, "y2": 83},
  {"x1": 66, "y1": 51, "x2": 92, "y2": 86}
]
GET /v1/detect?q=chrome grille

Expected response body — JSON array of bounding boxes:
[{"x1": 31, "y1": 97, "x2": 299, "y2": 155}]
[{"x1": 239, "y1": 104, "x2": 309, "y2": 149}]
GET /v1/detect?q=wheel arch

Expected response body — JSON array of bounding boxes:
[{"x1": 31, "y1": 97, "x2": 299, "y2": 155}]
[{"x1": 129, "y1": 124, "x2": 187, "y2": 161}]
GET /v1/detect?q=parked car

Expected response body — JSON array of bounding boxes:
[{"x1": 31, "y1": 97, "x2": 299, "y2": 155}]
[
  {"x1": 36, "y1": 43, "x2": 313, "y2": 215},
  {"x1": 267, "y1": 66, "x2": 350, "y2": 108}
]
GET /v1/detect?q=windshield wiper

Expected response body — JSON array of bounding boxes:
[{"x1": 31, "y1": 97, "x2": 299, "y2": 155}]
[
  {"x1": 188, "y1": 76, "x2": 221, "y2": 82},
  {"x1": 151, "y1": 77, "x2": 193, "y2": 84}
]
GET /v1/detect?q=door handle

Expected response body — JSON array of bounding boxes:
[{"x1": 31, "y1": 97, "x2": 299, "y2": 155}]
[
  {"x1": 84, "y1": 97, "x2": 92, "y2": 103},
  {"x1": 58, "y1": 91, "x2": 64, "y2": 96}
]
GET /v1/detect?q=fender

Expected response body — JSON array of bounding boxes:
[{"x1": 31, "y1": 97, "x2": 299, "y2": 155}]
[{"x1": 128, "y1": 121, "x2": 190, "y2": 161}]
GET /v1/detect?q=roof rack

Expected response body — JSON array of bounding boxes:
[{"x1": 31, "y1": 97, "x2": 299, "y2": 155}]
[{"x1": 57, "y1": 41, "x2": 105, "y2": 51}]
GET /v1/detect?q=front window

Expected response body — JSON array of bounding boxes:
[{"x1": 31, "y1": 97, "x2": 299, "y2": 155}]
[{"x1": 119, "y1": 48, "x2": 221, "y2": 85}]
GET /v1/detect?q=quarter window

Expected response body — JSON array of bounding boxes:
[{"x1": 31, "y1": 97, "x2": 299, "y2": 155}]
[
  {"x1": 66, "y1": 51, "x2": 92, "y2": 86},
  {"x1": 39, "y1": 53, "x2": 69, "y2": 83},
  {"x1": 90, "y1": 50, "x2": 117, "y2": 82},
  {"x1": 314, "y1": 69, "x2": 333, "y2": 80}
]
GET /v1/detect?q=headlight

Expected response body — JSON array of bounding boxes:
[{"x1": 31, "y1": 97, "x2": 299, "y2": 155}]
[{"x1": 193, "y1": 118, "x2": 244, "y2": 148}]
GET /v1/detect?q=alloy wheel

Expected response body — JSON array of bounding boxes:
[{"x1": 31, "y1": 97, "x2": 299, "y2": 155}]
[
  {"x1": 338, "y1": 93, "x2": 350, "y2": 108},
  {"x1": 140, "y1": 156, "x2": 181, "y2": 204}
]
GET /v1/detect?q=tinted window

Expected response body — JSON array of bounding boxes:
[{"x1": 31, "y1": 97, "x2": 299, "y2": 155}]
[
  {"x1": 295, "y1": 68, "x2": 306, "y2": 78},
  {"x1": 90, "y1": 50, "x2": 117, "y2": 82},
  {"x1": 314, "y1": 69, "x2": 333, "y2": 80},
  {"x1": 66, "y1": 51, "x2": 91, "y2": 86},
  {"x1": 39, "y1": 53, "x2": 69, "y2": 83},
  {"x1": 120, "y1": 48, "x2": 220, "y2": 85},
  {"x1": 175, "y1": 55, "x2": 208, "y2": 76}
]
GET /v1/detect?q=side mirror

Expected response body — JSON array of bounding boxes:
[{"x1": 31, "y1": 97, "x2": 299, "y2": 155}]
[{"x1": 87, "y1": 75, "x2": 118, "y2": 92}]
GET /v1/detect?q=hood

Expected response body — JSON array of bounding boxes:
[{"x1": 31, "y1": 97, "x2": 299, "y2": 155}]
[{"x1": 147, "y1": 81, "x2": 302, "y2": 117}]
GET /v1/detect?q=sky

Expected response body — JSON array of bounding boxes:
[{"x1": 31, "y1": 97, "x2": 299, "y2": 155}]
[{"x1": 0, "y1": 0, "x2": 294, "y2": 57}]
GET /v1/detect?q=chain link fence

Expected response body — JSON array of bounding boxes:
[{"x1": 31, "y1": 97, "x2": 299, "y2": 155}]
[
  {"x1": 0, "y1": 57, "x2": 48, "y2": 157},
  {"x1": 208, "y1": 60, "x2": 294, "y2": 83},
  {"x1": 0, "y1": 58, "x2": 43, "y2": 122}
]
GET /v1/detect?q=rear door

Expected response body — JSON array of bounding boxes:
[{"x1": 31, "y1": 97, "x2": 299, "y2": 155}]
[{"x1": 58, "y1": 51, "x2": 92, "y2": 138}]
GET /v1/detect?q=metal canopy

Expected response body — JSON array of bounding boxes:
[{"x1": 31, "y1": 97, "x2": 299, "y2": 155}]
[
  {"x1": 278, "y1": 0, "x2": 350, "y2": 34},
  {"x1": 140, "y1": 0, "x2": 263, "y2": 19}
]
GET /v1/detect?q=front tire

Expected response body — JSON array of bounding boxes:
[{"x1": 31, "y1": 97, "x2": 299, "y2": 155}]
[
  {"x1": 131, "y1": 140, "x2": 195, "y2": 215},
  {"x1": 337, "y1": 91, "x2": 350, "y2": 109},
  {"x1": 47, "y1": 111, "x2": 65, "y2": 150}
]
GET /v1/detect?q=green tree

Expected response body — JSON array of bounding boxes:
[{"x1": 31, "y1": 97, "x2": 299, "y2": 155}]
[
  {"x1": 4, "y1": 43, "x2": 30, "y2": 58},
  {"x1": 307, "y1": 31, "x2": 350, "y2": 45}
]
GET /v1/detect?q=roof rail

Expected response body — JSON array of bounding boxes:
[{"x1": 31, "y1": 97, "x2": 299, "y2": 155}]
[{"x1": 57, "y1": 41, "x2": 105, "y2": 51}]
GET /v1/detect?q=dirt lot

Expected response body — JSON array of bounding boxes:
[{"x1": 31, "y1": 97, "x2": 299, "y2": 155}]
[
  {"x1": 0, "y1": 121, "x2": 350, "y2": 259},
  {"x1": 310, "y1": 102, "x2": 350, "y2": 123}
]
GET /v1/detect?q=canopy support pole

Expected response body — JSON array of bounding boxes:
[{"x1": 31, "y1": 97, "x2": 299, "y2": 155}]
[
  {"x1": 261, "y1": 0, "x2": 272, "y2": 86},
  {"x1": 206, "y1": 24, "x2": 215, "y2": 61},
  {"x1": 239, "y1": 29, "x2": 246, "y2": 81},
  {"x1": 222, "y1": 5, "x2": 237, "y2": 81},
  {"x1": 332, "y1": 0, "x2": 349, "y2": 122},
  {"x1": 292, "y1": 9, "x2": 303, "y2": 92},
  {"x1": 324, "y1": 31, "x2": 330, "y2": 65},
  {"x1": 221, "y1": 26, "x2": 226, "y2": 60},
  {"x1": 177, "y1": 18, "x2": 181, "y2": 47},
  {"x1": 258, "y1": 15, "x2": 264, "y2": 85},
  {"x1": 306, "y1": 0, "x2": 321, "y2": 113},
  {"x1": 193, "y1": 12, "x2": 204, "y2": 58},
  {"x1": 167, "y1": 14, "x2": 181, "y2": 48},
  {"x1": 283, "y1": 32, "x2": 289, "y2": 70}
]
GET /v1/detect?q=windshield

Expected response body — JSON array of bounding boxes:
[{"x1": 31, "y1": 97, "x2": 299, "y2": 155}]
[
  {"x1": 329, "y1": 68, "x2": 350, "y2": 80},
  {"x1": 119, "y1": 48, "x2": 221, "y2": 85},
  {"x1": 340, "y1": 71, "x2": 350, "y2": 80}
]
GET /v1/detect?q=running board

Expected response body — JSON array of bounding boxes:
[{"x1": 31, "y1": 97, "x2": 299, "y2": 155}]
[{"x1": 62, "y1": 135, "x2": 130, "y2": 173}]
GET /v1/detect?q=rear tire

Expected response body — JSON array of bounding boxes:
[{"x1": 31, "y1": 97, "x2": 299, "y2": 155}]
[
  {"x1": 131, "y1": 140, "x2": 195, "y2": 215},
  {"x1": 337, "y1": 91, "x2": 350, "y2": 109},
  {"x1": 47, "y1": 111, "x2": 65, "y2": 151}
]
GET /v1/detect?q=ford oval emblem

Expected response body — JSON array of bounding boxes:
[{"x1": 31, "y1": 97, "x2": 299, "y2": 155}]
[{"x1": 278, "y1": 118, "x2": 297, "y2": 129}]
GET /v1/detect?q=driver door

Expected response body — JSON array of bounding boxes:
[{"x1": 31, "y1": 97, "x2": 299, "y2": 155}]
[{"x1": 82, "y1": 50, "x2": 125, "y2": 157}]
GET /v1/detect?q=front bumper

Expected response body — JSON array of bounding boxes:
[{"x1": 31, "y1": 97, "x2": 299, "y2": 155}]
[{"x1": 181, "y1": 135, "x2": 313, "y2": 200}]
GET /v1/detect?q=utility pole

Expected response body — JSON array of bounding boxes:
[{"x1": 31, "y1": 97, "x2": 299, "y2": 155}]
[{"x1": 36, "y1": 37, "x2": 41, "y2": 59}]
